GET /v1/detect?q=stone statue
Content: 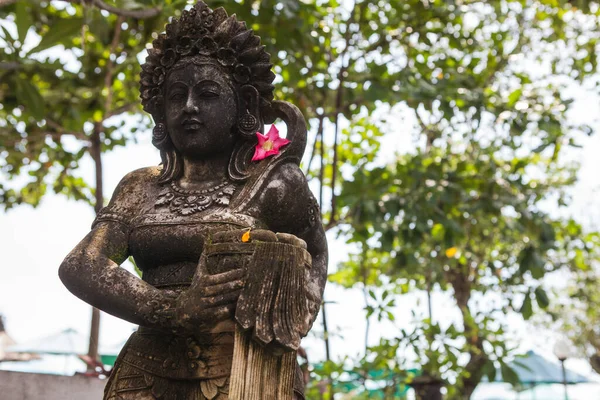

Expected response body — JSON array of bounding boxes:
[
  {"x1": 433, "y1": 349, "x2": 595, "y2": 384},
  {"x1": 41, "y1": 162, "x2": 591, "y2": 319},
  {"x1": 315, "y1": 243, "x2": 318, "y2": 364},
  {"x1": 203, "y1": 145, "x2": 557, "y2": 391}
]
[{"x1": 58, "y1": 2, "x2": 328, "y2": 399}]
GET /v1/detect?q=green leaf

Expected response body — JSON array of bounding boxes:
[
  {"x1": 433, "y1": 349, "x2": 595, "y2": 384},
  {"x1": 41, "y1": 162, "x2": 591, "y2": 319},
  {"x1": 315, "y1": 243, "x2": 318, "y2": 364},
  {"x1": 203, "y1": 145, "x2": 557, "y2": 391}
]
[
  {"x1": 29, "y1": 17, "x2": 84, "y2": 54},
  {"x1": 520, "y1": 294, "x2": 533, "y2": 320},
  {"x1": 93, "y1": 109, "x2": 103, "y2": 122},
  {"x1": 431, "y1": 223, "x2": 445, "y2": 241},
  {"x1": 500, "y1": 362, "x2": 520, "y2": 385},
  {"x1": 482, "y1": 359, "x2": 497, "y2": 383},
  {"x1": 15, "y1": 77, "x2": 45, "y2": 120},
  {"x1": 88, "y1": 12, "x2": 111, "y2": 44},
  {"x1": 1, "y1": 25, "x2": 15, "y2": 43},
  {"x1": 518, "y1": 246, "x2": 545, "y2": 278},
  {"x1": 573, "y1": 249, "x2": 589, "y2": 270},
  {"x1": 129, "y1": 256, "x2": 142, "y2": 277},
  {"x1": 507, "y1": 88, "x2": 522, "y2": 107},
  {"x1": 15, "y1": 2, "x2": 33, "y2": 42},
  {"x1": 534, "y1": 287, "x2": 550, "y2": 309}
]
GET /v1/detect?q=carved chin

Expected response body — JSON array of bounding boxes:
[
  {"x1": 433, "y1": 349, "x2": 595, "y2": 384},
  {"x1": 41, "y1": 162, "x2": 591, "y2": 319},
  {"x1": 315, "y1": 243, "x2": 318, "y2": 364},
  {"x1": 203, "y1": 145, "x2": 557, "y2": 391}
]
[{"x1": 175, "y1": 138, "x2": 235, "y2": 157}]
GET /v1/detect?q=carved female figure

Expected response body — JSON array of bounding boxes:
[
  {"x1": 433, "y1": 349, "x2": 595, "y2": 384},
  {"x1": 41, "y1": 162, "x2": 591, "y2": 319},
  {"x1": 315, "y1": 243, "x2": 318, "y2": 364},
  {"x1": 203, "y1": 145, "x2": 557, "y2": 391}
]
[{"x1": 58, "y1": 2, "x2": 327, "y2": 399}]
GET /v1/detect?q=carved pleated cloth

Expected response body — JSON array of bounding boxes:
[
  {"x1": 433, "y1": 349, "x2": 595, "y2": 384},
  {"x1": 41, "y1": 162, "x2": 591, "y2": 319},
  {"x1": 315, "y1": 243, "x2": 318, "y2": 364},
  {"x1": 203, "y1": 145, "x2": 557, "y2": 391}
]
[
  {"x1": 103, "y1": 326, "x2": 305, "y2": 399},
  {"x1": 105, "y1": 359, "x2": 305, "y2": 400},
  {"x1": 104, "y1": 331, "x2": 305, "y2": 399},
  {"x1": 105, "y1": 360, "x2": 229, "y2": 400},
  {"x1": 104, "y1": 329, "x2": 232, "y2": 400}
]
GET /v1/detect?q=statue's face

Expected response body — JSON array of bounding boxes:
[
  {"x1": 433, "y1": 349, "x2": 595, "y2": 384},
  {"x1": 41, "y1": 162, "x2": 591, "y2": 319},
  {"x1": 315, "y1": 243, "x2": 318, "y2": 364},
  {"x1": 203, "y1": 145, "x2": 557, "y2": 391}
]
[{"x1": 164, "y1": 62, "x2": 238, "y2": 158}]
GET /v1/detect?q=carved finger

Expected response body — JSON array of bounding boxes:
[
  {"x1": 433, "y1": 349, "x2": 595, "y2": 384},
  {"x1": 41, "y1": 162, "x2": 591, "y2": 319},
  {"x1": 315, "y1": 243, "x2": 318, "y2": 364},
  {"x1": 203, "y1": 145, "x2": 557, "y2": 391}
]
[
  {"x1": 201, "y1": 279, "x2": 244, "y2": 297},
  {"x1": 211, "y1": 229, "x2": 250, "y2": 243},
  {"x1": 202, "y1": 268, "x2": 245, "y2": 285},
  {"x1": 202, "y1": 289, "x2": 242, "y2": 307},
  {"x1": 247, "y1": 229, "x2": 278, "y2": 242},
  {"x1": 190, "y1": 254, "x2": 209, "y2": 287},
  {"x1": 210, "y1": 228, "x2": 277, "y2": 243},
  {"x1": 206, "y1": 303, "x2": 236, "y2": 322},
  {"x1": 275, "y1": 232, "x2": 307, "y2": 249},
  {"x1": 301, "y1": 248, "x2": 312, "y2": 268}
]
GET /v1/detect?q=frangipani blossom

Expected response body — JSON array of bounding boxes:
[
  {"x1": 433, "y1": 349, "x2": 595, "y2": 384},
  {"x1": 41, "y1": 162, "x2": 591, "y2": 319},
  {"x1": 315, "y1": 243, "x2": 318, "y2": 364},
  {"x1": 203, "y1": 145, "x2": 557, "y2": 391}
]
[{"x1": 252, "y1": 125, "x2": 290, "y2": 161}]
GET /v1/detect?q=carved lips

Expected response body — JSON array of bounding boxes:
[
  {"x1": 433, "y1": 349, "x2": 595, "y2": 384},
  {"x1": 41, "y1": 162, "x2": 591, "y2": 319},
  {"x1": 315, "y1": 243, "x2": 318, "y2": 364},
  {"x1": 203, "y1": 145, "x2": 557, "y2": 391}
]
[
  {"x1": 182, "y1": 118, "x2": 203, "y2": 131},
  {"x1": 252, "y1": 125, "x2": 290, "y2": 161}
]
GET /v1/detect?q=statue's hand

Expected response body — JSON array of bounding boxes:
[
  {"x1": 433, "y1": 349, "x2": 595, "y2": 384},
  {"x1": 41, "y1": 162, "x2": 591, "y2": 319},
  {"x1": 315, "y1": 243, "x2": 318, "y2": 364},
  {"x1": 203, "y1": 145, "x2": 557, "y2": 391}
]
[{"x1": 175, "y1": 265, "x2": 244, "y2": 334}]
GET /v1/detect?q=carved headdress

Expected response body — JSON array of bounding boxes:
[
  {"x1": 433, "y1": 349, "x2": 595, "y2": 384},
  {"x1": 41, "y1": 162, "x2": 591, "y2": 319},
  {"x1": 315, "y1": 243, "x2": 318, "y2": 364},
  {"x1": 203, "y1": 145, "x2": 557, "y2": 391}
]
[
  {"x1": 140, "y1": 1, "x2": 280, "y2": 183},
  {"x1": 140, "y1": 1, "x2": 275, "y2": 119}
]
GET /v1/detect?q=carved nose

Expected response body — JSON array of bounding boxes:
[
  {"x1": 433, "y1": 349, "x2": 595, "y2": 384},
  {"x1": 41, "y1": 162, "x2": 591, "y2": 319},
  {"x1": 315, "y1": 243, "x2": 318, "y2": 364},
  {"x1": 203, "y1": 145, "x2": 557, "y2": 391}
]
[{"x1": 184, "y1": 95, "x2": 199, "y2": 114}]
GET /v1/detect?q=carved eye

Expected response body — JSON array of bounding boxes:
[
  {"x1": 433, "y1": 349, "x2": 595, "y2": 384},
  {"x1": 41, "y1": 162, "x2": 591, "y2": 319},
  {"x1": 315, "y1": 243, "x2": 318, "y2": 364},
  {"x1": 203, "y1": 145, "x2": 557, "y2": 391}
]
[
  {"x1": 198, "y1": 90, "x2": 219, "y2": 98},
  {"x1": 169, "y1": 92, "x2": 186, "y2": 101}
]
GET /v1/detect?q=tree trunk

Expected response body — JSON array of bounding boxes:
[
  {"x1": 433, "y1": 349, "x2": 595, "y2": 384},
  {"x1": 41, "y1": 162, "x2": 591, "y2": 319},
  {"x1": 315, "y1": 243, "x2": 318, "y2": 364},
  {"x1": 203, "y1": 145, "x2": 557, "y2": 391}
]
[
  {"x1": 87, "y1": 122, "x2": 104, "y2": 364},
  {"x1": 409, "y1": 375, "x2": 444, "y2": 400},
  {"x1": 88, "y1": 308, "x2": 101, "y2": 363},
  {"x1": 448, "y1": 268, "x2": 487, "y2": 399}
]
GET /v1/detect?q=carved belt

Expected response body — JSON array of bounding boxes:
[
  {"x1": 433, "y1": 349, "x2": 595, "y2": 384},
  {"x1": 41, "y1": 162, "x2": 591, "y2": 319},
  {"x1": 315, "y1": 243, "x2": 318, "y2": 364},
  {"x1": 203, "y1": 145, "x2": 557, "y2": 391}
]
[
  {"x1": 121, "y1": 329, "x2": 234, "y2": 380},
  {"x1": 142, "y1": 262, "x2": 197, "y2": 289}
]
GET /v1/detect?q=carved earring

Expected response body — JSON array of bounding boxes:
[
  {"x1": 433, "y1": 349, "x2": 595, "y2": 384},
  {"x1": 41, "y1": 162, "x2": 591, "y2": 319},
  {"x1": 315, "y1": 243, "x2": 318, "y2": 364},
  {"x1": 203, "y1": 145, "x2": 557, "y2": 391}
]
[
  {"x1": 152, "y1": 123, "x2": 168, "y2": 148},
  {"x1": 237, "y1": 110, "x2": 259, "y2": 139}
]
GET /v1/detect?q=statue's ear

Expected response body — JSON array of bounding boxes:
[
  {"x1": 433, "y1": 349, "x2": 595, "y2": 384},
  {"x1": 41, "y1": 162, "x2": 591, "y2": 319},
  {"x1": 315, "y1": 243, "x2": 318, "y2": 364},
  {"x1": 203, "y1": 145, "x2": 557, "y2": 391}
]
[{"x1": 237, "y1": 85, "x2": 262, "y2": 138}]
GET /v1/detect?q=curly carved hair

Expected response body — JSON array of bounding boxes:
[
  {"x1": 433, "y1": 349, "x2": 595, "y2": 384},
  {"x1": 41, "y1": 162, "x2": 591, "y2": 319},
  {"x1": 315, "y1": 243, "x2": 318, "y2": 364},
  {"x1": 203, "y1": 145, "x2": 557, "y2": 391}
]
[{"x1": 139, "y1": 1, "x2": 276, "y2": 183}]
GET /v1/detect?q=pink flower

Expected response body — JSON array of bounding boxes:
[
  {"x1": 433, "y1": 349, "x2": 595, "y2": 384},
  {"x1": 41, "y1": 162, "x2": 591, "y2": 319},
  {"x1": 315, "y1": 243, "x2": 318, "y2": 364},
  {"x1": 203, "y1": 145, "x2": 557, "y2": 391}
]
[{"x1": 252, "y1": 125, "x2": 290, "y2": 161}]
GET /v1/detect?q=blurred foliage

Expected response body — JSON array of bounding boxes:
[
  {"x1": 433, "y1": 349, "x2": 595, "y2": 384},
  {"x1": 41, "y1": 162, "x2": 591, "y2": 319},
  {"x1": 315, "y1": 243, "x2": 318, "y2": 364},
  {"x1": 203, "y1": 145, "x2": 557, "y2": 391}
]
[
  {"x1": 323, "y1": 0, "x2": 600, "y2": 399},
  {"x1": 541, "y1": 232, "x2": 600, "y2": 373},
  {"x1": 0, "y1": 0, "x2": 176, "y2": 207},
  {"x1": 2, "y1": 0, "x2": 600, "y2": 399}
]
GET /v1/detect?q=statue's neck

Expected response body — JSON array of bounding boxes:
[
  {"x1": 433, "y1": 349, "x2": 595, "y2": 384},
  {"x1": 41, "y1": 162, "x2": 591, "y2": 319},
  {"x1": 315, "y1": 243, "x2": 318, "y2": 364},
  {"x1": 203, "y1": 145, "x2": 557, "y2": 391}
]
[{"x1": 179, "y1": 153, "x2": 230, "y2": 190}]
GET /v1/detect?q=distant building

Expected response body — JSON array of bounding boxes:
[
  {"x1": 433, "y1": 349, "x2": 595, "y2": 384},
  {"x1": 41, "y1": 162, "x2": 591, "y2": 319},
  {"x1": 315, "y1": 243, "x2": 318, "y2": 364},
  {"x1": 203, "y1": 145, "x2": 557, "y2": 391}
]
[{"x1": 0, "y1": 316, "x2": 36, "y2": 362}]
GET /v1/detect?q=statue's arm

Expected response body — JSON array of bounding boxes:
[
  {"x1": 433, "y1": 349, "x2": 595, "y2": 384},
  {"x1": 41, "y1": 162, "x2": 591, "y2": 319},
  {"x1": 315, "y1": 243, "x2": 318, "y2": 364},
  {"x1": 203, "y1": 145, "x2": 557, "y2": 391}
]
[
  {"x1": 58, "y1": 168, "x2": 179, "y2": 331},
  {"x1": 296, "y1": 205, "x2": 328, "y2": 329},
  {"x1": 258, "y1": 162, "x2": 328, "y2": 326}
]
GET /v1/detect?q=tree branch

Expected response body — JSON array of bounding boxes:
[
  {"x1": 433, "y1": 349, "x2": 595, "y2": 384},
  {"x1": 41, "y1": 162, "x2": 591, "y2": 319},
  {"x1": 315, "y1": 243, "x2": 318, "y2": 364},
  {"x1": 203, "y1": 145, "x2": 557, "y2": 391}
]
[
  {"x1": 104, "y1": 16, "x2": 125, "y2": 117},
  {"x1": 447, "y1": 266, "x2": 487, "y2": 399},
  {"x1": 305, "y1": 114, "x2": 324, "y2": 177},
  {"x1": 106, "y1": 103, "x2": 137, "y2": 119},
  {"x1": 329, "y1": 2, "x2": 359, "y2": 227},
  {"x1": 485, "y1": 11, "x2": 529, "y2": 88},
  {"x1": 324, "y1": 218, "x2": 342, "y2": 232},
  {"x1": 0, "y1": 62, "x2": 20, "y2": 70},
  {"x1": 415, "y1": 109, "x2": 438, "y2": 152},
  {"x1": 45, "y1": 119, "x2": 87, "y2": 141},
  {"x1": 67, "y1": 0, "x2": 161, "y2": 19}
]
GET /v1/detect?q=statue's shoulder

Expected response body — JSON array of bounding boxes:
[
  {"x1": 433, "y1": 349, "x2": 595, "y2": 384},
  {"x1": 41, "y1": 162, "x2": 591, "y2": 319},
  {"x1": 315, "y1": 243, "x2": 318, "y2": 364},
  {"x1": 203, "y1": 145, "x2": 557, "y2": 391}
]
[
  {"x1": 108, "y1": 166, "x2": 162, "y2": 210},
  {"x1": 266, "y1": 161, "x2": 306, "y2": 195},
  {"x1": 117, "y1": 166, "x2": 162, "y2": 187},
  {"x1": 92, "y1": 166, "x2": 161, "y2": 229},
  {"x1": 254, "y1": 161, "x2": 320, "y2": 235}
]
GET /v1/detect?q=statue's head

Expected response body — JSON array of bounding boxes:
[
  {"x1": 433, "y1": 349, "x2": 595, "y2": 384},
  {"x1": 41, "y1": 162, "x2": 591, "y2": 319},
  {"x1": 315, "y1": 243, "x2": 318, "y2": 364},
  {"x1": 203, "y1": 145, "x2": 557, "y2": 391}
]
[{"x1": 140, "y1": 1, "x2": 275, "y2": 182}]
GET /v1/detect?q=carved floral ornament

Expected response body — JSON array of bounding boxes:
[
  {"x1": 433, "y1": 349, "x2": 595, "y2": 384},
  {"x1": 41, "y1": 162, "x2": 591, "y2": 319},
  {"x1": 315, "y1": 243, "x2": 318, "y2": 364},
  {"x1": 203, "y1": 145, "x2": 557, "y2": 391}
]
[{"x1": 155, "y1": 180, "x2": 237, "y2": 216}]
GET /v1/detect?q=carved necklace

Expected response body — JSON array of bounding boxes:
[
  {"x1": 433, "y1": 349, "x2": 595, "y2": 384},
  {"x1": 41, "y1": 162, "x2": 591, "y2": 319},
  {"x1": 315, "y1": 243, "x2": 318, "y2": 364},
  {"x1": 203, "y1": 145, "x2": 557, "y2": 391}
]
[{"x1": 155, "y1": 179, "x2": 236, "y2": 216}]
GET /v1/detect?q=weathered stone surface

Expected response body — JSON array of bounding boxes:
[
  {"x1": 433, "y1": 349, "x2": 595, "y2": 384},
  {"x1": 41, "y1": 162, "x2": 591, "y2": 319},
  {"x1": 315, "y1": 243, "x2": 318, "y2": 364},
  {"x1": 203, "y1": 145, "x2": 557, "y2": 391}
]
[{"x1": 59, "y1": 2, "x2": 327, "y2": 399}]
